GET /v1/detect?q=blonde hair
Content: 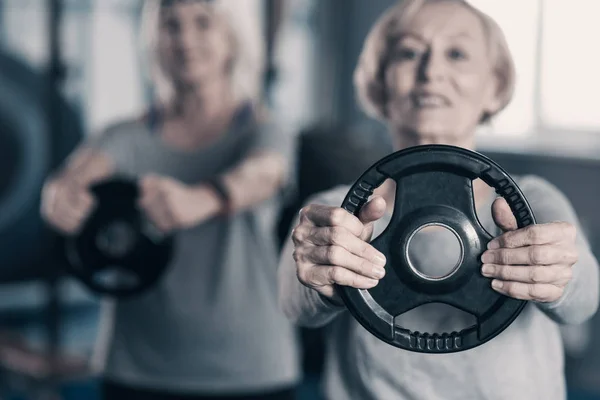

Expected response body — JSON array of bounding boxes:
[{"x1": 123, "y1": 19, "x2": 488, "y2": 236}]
[
  {"x1": 354, "y1": 0, "x2": 515, "y2": 123},
  {"x1": 139, "y1": 0, "x2": 265, "y2": 107}
]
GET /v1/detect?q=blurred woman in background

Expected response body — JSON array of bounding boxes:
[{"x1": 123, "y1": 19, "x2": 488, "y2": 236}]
[{"x1": 41, "y1": 1, "x2": 300, "y2": 399}]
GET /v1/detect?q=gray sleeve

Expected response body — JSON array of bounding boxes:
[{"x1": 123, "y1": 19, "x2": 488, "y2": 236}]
[
  {"x1": 278, "y1": 190, "x2": 347, "y2": 327},
  {"x1": 520, "y1": 176, "x2": 600, "y2": 325}
]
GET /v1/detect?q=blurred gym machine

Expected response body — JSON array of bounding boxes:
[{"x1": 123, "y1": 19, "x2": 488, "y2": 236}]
[{"x1": 0, "y1": 0, "x2": 88, "y2": 398}]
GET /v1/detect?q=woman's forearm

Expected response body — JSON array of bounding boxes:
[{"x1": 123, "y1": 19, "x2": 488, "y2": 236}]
[
  {"x1": 536, "y1": 244, "x2": 599, "y2": 325},
  {"x1": 218, "y1": 150, "x2": 288, "y2": 213},
  {"x1": 52, "y1": 145, "x2": 115, "y2": 186},
  {"x1": 278, "y1": 232, "x2": 346, "y2": 327}
]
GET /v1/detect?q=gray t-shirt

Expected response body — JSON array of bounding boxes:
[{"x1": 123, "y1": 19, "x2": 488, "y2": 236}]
[
  {"x1": 279, "y1": 175, "x2": 600, "y2": 400},
  {"x1": 88, "y1": 106, "x2": 301, "y2": 393}
]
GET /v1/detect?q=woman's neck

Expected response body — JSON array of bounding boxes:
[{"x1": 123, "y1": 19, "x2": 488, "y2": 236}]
[
  {"x1": 158, "y1": 78, "x2": 239, "y2": 150},
  {"x1": 170, "y1": 78, "x2": 236, "y2": 123},
  {"x1": 389, "y1": 125, "x2": 478, "y2": 150},
  {"x1": 375, "y1": 125, "x2": 494, "y2": 214}
]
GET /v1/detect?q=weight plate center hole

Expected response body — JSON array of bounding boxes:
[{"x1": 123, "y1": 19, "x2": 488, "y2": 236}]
[
  {"x1": 93, "y1": 267, "x2": 140, "y2": 289},
  {"x1": 406, "y1": 223, "x2": 464, "y2": 281},
  {"x1": 96, "y1": 219, "x2": 137, "y2": 259}
]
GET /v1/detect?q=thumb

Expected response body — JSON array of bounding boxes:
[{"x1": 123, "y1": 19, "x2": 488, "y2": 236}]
[
  {"x1": 358, "y1": 195, "x2": 386, "y2": 241},
  {"x1": 137, "y1": 175, "x2": 159, "y2": 201},
  {"x1": 139, "y1": 174, "x2": 163, "y2": 192},
  {"x1": 139, "y1": 175, "x2": 153, "y2": 189},
  {"x1": 491, "y1": 197, "x2": 518, "y2": 232}
]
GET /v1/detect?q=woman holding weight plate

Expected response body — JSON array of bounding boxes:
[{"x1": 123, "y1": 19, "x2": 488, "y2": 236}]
[
  {"x1": 279, "y1": 0, "x2": 599, "y2": 399},
  {"x1": 41, "y1": 0, "x2": 300, "y2": 399}
]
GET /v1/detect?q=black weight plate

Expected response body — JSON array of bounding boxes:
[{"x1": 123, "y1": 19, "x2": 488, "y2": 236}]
[
  {"x1": 64, "y1": 178, "x2": 172, "y2": 298},
  {"x1": 339, "y1": 144, "x2": 536, "y2": 354}
]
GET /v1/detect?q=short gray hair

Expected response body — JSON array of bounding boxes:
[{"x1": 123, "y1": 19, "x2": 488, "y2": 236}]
[
  {"x1": 354, "y1": 0, "x2": 515, "y2": 123},
  {"x1": 139, "y1": 0, "x2": 265, "y2": 106}
]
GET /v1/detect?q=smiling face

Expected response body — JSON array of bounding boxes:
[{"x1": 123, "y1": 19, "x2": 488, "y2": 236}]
[
  {"x1": 156, "y1": 0, "x2": 234, "y2": 90},
  {"x1": 383, "y1": 0, "x2": 502, "y2": 143}
]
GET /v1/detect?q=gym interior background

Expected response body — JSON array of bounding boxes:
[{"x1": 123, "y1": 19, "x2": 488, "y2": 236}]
[{"x1": 0, "y1": 0, "x2": 599, "y2": 398}]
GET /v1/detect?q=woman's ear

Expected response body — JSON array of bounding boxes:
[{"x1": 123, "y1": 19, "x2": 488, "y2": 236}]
[
  {"x1": 482, "y1": 60, "x2": 514, "y2": 123},
  {"x1": 482, "y1": 72, "x2": 505, "y2": 119}
]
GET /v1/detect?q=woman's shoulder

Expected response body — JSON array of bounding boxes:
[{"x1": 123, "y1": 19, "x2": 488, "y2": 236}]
[
  {"x1": 515, "y1": 174, "x2": 578, "y2": 223},
  {"x1": 83, "y1": 115, "x2": 151, "y2": 156},
  {"x1": 515, "y1": 174, "x2": 566, "y2": 201},
  {"x1": 92, "y1": 112, "x2": 151, "y2": 141},
  {"x1": 103, "y1": 119, "x2": 144, "y2": 135}
]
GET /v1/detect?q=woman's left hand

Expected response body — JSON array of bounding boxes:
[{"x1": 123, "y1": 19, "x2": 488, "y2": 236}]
[
  {"x1": 481, "y1": 197, "x2": 578, "y2": 303},
  {"x1": 138, "y1": 174, "x2": 222, "y2": 233}
]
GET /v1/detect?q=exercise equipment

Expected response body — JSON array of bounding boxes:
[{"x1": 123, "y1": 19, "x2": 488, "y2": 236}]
[
  {"x1": 0, "y1": 51, "x2": 83, "y2": 282},
  {"x1": 64, "y1": 179, "x2": 173, "y2": 297},
  {"x1": 340, "y1": 144, "x2": 536, "y2": 354}
]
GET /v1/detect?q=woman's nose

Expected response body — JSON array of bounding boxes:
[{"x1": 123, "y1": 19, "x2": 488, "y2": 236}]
[
  {"x1": 417, "y1": 50, "x2": 446, "y2": 83},
  {"x1": 175, "y1": 26, "x2": 200, "y2": 51}
]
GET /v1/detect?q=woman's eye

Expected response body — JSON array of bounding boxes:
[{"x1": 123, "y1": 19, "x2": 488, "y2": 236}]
[
  {"x1": 448, "y1": 48, "x2": 468, "y2": 61},
  {"x1": 398, "y1": 47, "x2": 419, "y2": 60},
  {"x1": 164, "y1": 19, "x2": 180, "y2": 34},
  {"x1": 400, "y1": 48, "x2": 419, "y2": 60},
  {"x1": 196, "y1": 15, "x2": 211, "y2": 30}
]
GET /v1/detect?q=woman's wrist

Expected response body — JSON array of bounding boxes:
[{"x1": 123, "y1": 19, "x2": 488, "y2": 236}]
[
  {"x1": 203, "y1": 177, "x2": 233, "y2": 216},
  {"x1": 319, "y1": 289, "x2": 346, "y2": 308}
]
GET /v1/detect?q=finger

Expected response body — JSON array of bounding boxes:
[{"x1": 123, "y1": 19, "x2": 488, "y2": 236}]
[
  {"x1": 482, "y1": 264, "x2": 573, "y2": 285},
  {"x1": 139, "y1": 181, "x2": 160, "y2": 198},
  {"x1": 142, "y1": 173, "x2": 161, "y2": 183},
  {"x1": 307, "y1": 226, "x2": 386, "y2": 265},
  {"x1": 307, "y1": 265, "x2": 379, "y2": 290},
  {"x1": 66, "y1": 203, "x2": 93, "y2": 225},
  {"x1": 298, "y1": 207, "x2": 314, "y2": 226},
  {"x1": 490, "y1": 280, "x2": 564, "y2": 302},
  {"x1": 299, "y1": 245, "x2": 385, "y2": 280},
  {"x1": 54, "y1": 198, "x2": 90, "y2": 222},
  {"x1": 139, "y1": 174, "x2": 162, "y2": 192},
  {"x1": 482, "y1": 244, "x2": 578, "y2": 266},
  {"x1": 41, "y1": 183, "x2": 60, "y2": 216},
  {"x1": 291, "y1": 224, "x2": 309, "y2": 246},
  {"x1": 299, "y1": 204, "x2": 364, "y2": 236},
  {"x1": 488, "y1": 222, "x2": 577, "y2": 250},
  {"x1": 148, "y1": 210, "x2": 174, "y2": 232},
  {"x1": 357, "y1": 196, "x2": 386, "y2": 225},
  {"x1": 66, "y1": 213, "x2": 89, "y2": 234},
  {"x1": 138, "y1": 188, "x2": 178, "y2": 231},
  {"x1": 137, "y1": 185, "x2": 161, "y2": 209},
  {"x1": 140, "y1": 198, "x2": 174, "y2": 232},
  {"x1": 357, "y1": 196, "x2": 386, "y2": 241},
  {"x1": 73, "y1": 190, "x2": 96, "y2": 213},
  {"x1": 491, "y1": 197, "x2": 518, "y2": 232},
  {"x1": 53, "y1": 212, "x2": 86, "y2": 234},
  {"x1": 485, "y1": 245, "x2": 579, "y2": 266}
]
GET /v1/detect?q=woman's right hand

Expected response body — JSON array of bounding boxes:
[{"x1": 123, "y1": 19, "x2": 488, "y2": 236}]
[
  {"x1": 291, "y1": 196, "x2": 388, "y2": 304},
  {"x1": 40, "y1": 176, "x2": 96, "y2": 235}
]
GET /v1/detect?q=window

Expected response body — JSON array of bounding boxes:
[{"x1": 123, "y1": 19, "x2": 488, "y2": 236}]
[
  {"x1": 471, "y1": 0, "x2": 600, "y2": 137},
  {"x1": 1, "y1": 0, "x2": 50, "y2": 67},
  {"x1": 540, "y1": 0, "x2": 600, "y2": 130},
  {"x1": 88, "y1": 1, "x2": 145, "y2": 132},
  {"x1": 0, "y1": 0, "x2": 145, "y2": 134},
  {"x1": 272, "y1": 0, "x2": 320, "y2": 130}
]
